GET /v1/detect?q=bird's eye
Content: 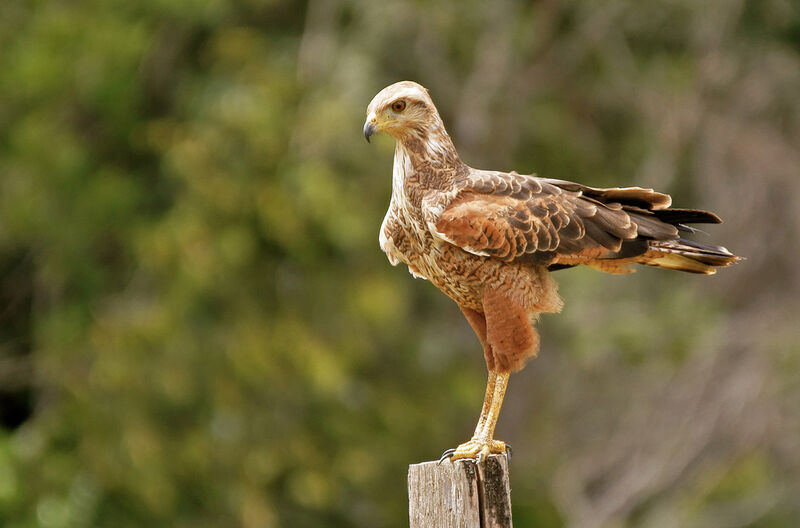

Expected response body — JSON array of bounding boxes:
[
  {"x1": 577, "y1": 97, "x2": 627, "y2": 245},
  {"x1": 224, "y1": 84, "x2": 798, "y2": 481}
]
[{"x1": 391, "y1": 100, "x2": 406, "y2": 112}]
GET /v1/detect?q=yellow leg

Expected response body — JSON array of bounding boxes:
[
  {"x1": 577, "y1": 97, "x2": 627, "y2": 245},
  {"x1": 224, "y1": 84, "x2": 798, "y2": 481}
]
[
  {"x1": 441, "y1": 370, "x2": 511, "y2": 463},
  {"x1": 473, "y1": 371, "x2": 497, "y2": 437},
  {"x1": 480, "y1": 370, "x2": 509, "y2": 441}
]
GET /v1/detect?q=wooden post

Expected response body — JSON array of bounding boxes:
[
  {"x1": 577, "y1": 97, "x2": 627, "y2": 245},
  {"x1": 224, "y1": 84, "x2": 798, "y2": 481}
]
[{"x1": 408, "y1": 454, "x2": 512, "y2": 528}]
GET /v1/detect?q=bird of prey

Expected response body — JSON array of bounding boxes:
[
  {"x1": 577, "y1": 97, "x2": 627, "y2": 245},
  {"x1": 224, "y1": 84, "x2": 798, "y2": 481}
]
[{"x1": 363, "y1": 81, "x2": 739, "y2": 463}]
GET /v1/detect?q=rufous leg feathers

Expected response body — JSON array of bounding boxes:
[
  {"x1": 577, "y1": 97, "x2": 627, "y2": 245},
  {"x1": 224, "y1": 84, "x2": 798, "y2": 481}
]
[{"x1": 483, "y1": 286, "x2": 541, "y2": 372}]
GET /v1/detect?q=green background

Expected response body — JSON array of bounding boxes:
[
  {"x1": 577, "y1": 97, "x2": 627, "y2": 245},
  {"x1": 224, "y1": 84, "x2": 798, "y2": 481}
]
[{"x1": 1, "y1": 0, "x2": 799, "y2": 526}]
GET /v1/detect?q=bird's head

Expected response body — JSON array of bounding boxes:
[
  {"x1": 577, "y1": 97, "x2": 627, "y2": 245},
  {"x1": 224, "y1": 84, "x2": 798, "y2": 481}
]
[{"x1": 363, "y1": 81, "x2": 439, "y2": 143}]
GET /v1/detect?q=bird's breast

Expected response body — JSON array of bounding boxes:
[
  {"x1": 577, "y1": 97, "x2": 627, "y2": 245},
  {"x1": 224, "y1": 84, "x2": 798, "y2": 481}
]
[{"x1": 390, "y1": 221, "x2": 489, "y2": 310}]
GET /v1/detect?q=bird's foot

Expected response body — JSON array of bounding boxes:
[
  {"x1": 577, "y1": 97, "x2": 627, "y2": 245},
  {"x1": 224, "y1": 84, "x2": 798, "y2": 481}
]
[{"x1": 438, "y1": 438, "x2": 511, "y2": 465}]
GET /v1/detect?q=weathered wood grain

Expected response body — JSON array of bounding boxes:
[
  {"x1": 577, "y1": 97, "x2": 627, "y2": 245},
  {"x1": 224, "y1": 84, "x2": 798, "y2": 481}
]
[{"x1": 408, "y1": 454, "x2": 512, "y2": 528}]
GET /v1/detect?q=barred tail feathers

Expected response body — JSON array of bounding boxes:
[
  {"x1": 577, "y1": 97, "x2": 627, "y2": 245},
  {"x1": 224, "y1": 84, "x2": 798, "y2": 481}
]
[{"x1": 638, "y1": 239, "x2": 740, "y2": 275}]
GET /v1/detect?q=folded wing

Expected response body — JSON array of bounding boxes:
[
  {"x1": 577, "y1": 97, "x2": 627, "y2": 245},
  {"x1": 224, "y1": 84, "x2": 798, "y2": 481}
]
[{"x1": 427, "y1": 170, "x2": 737, "y2": 274}]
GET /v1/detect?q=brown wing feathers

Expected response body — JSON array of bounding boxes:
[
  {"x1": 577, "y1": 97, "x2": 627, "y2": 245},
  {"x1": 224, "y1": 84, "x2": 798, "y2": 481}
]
[
  {"x1": 541, "y1": 177, "x2": 672, "y2": 210},
  {"x1": 434, "y1": 171, "x2": 738, "y2": 274}
]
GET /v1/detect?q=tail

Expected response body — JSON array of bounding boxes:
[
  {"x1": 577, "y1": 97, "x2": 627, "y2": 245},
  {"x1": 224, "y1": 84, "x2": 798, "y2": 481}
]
[
  {"x1": 542, "y1": 179, "x2": 742, "y2": 275},
  {"x1": 638, "y1": 238, "x2": 741, "y2": 275}
]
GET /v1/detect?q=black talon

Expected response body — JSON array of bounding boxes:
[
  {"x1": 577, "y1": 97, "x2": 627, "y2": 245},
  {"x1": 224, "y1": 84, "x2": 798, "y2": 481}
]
[
  {"x1": 505, "y1": 444, "x2": 513, "y2": 461},
  {"x1": 438, "y1": 448, "x2": 456, "y2": 465},
  {"x1": 475, "y1": 452, "x2": 484, "y2": 465}
]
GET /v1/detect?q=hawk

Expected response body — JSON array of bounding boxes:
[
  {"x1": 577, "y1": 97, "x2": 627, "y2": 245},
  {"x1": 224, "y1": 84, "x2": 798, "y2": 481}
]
[{"x1": 364, "y1": 81, "x2": 739, "y2": 463}]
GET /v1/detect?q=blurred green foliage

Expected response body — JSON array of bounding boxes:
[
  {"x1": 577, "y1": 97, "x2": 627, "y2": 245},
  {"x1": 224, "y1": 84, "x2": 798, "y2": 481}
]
[{"x1": 0, "y1": 1, "x2": 799, "y2": 527}]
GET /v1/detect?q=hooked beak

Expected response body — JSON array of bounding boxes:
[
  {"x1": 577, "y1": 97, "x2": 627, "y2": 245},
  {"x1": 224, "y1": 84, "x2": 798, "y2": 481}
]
[{"x1": 363, "y1": 120, "x2": 377, "y2": 143}]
